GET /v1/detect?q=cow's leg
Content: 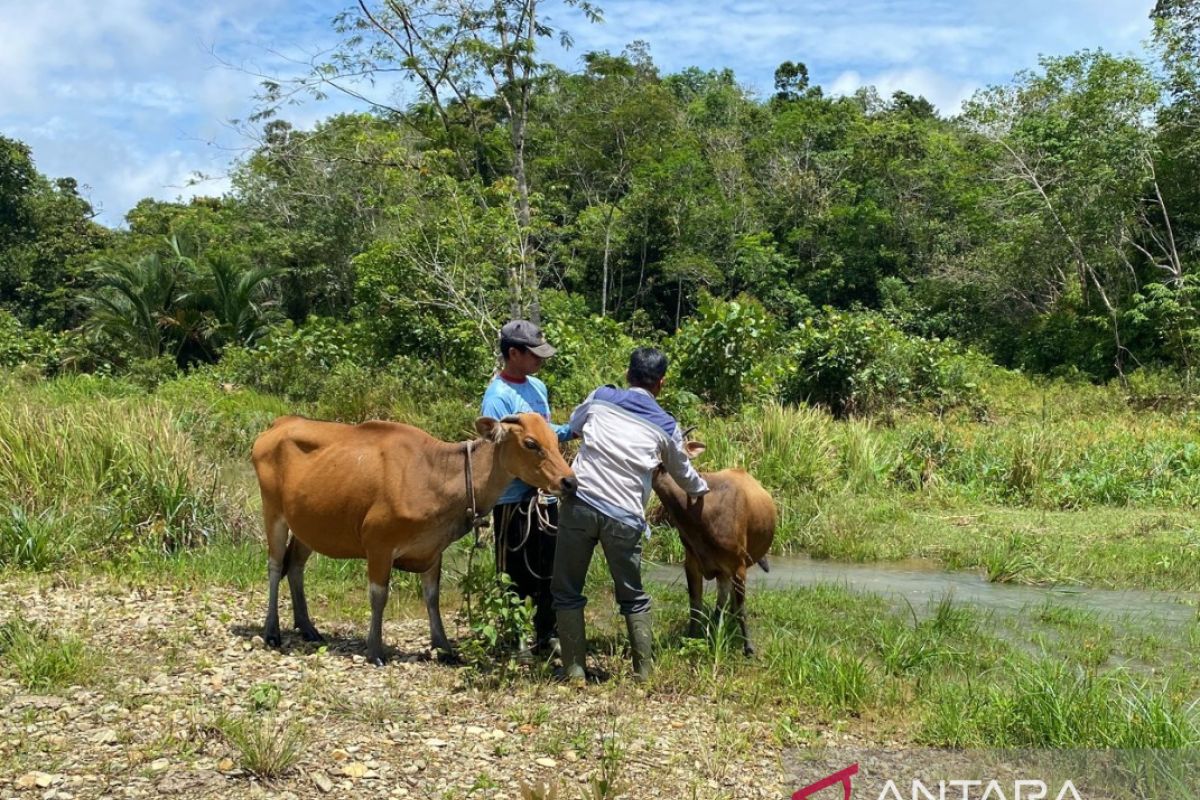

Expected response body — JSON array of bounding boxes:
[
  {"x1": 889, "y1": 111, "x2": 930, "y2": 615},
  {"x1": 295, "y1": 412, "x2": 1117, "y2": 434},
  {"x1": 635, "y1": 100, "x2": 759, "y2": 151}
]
[
  {"x1": 733, "y1": 566, "x2": 753, "y2": 656},
  {"x1": 285, "y1": 539, "x2": 322, "y2": 642},
  {"x1": 684, "y1": 556, "x2": 706, "y2": 639},
  {"x1": 365, "y1": 551, "x2": 392, "y2": 666},
  {"x1": 421, "y1": 554, "x2": 455, "y2": 657},
  {"x1": 262, "y1": 508, "x2": 289, "y2": 648}
]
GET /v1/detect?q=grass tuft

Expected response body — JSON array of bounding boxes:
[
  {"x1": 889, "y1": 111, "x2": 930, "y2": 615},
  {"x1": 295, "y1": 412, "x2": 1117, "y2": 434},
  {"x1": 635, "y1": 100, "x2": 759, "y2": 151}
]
[
  {"x1": 215, "y1": 713, "x2": 307, "y2": 778},
  {"x1": 0, "y1": 615, "x2": 101, "y2": 691}
]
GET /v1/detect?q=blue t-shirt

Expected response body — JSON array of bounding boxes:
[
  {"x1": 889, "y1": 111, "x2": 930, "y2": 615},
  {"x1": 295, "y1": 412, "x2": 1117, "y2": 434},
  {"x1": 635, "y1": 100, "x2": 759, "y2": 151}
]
[{"x1": 481, "y1": 374, "x2": 573, "y2": 505}]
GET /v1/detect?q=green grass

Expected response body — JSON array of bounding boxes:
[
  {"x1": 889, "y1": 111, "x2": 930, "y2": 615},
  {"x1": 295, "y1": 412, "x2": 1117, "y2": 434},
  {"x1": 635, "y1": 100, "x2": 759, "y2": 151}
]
[
  {"x1": 918, "y1": 659, "x2": 1200, "y2": 749},
  {"x1": 0, "y1": 615, "x2": 102, "y2": 691},
  {"x1": 213, "y1": 713, "x2": 306, "y2": 778}
]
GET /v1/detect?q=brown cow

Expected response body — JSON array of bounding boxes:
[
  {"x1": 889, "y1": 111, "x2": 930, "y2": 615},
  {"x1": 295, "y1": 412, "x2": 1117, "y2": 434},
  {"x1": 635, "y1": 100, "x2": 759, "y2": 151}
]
[
  {"x1": 251, "y1": 412, "x2": 576, "y2": 665},
  {"x1": 651, "y1": 440, "x2": 776, "y2": 655}
]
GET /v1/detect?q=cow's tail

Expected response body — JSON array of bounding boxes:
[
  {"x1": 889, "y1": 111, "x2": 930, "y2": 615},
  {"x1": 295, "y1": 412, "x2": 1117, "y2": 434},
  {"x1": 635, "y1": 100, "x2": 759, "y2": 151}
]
[{"x1": 756, "y1": 556, "x2": 770, "y2": 573}]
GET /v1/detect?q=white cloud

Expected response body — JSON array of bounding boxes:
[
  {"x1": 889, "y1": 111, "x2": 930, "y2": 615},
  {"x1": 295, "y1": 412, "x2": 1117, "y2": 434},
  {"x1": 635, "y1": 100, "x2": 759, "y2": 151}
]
[{"x1": 829, "y1": 67, "x2": 980, "y2": 115}]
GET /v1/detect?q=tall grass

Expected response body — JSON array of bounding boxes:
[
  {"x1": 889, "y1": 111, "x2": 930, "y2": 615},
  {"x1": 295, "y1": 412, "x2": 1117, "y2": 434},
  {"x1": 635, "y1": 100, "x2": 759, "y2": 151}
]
[
  {"x1": 920, "y1": 659, "x2": 1200, "y2": 749},
  {"x1": 0, "y1": 379, "x2": 243, "y2": 566}
]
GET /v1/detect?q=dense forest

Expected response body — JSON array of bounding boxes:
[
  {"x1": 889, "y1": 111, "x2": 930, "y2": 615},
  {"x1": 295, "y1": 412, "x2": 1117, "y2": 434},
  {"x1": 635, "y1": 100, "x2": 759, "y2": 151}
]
[{"x1": 3, "y1": 1, "x2": 1199, "y2": 413}]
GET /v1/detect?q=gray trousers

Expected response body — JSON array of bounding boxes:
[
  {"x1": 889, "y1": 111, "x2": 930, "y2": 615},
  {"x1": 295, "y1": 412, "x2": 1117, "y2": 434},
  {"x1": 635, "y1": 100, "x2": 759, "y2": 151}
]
[{"x1": 551, "y1": 498, "x2": 650, "y2": 616}]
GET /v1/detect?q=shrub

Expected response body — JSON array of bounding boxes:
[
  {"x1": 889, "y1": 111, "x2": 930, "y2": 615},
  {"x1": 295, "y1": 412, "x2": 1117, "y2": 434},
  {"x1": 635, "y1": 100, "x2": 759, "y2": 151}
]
[
  {"x1": 216, "y1": 317, "x2": 371, "y2": 401},
  {"x1": 0, "y1": 309, "x2": 68, "y2": 374},
  {"x1": 781, "y1": 309, "x2": 981, "y2": 417},
  {"x1": 670, "y1": 293, "x2": 784, "y2": 412}
]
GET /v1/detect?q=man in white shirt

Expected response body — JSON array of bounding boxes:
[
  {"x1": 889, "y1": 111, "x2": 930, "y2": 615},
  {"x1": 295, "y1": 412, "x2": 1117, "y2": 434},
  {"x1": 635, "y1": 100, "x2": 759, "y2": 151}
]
[{"x1": 551, "y1": 347, "x2": 709, "y2": 682}]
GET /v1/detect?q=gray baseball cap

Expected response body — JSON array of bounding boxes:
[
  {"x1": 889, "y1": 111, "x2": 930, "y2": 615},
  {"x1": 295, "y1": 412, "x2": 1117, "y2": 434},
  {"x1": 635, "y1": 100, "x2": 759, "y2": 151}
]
[{"x1": 500, "y1": 319, "x2": 556, "y2": 358}]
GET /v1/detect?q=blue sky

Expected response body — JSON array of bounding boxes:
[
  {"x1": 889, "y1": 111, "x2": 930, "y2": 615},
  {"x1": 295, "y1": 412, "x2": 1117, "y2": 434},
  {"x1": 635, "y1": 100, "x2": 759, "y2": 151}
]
[{"x1": 0, "y1": 0, "x2": 1154, "y2": 227}]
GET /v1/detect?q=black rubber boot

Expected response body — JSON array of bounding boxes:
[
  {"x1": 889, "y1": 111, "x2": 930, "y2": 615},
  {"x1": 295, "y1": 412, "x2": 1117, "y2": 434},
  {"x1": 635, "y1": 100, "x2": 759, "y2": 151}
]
[
  {"x1": 625, "y1": 611, "x2": 654, "y2": 683},
  {"x1": 556, "y1": 608, "x2": 587, "y2": 682}
]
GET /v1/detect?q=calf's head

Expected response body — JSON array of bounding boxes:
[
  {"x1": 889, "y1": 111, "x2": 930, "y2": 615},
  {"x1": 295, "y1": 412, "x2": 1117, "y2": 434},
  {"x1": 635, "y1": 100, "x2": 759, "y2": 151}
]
[
  {"x1": 651, "y1": 426, "x2": 707, "y2": 492},
  {"x1": 475, "y1": 413, "x2": 576, "y2": 495}
]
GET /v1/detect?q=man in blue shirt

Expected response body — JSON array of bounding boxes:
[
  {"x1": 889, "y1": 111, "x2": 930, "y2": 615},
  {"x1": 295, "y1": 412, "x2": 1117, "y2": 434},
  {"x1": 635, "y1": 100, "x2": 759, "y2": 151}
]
[{"x1": 481, "y1": 320, "x2": 574, "y2": 657}]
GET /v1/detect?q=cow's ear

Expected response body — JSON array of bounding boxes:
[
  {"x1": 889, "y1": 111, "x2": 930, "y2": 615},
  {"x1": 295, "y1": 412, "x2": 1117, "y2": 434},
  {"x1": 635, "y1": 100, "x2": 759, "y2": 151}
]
[
  {"x1": 475, "y1": 417, "x2": 509, "y2": 441},
  {"x1": 684, "y1": 441, "x2": 706, "y2": 459}
]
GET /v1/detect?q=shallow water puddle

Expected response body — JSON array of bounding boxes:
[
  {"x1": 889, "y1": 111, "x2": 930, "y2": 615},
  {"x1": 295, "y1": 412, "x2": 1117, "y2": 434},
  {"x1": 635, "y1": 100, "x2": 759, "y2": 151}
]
[{"x1": 647, "y1": 555, "x2": 1198, "y2": 629}]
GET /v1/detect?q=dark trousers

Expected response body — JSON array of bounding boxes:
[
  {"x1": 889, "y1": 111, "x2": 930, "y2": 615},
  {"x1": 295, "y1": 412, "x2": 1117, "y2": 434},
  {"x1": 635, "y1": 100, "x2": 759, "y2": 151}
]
[
  {"x1": 551, "y1": 497, "x2": 650, "y2": 616},
  {"x1": 493, "y1": 496, "x2": 559, "y2": 643}
]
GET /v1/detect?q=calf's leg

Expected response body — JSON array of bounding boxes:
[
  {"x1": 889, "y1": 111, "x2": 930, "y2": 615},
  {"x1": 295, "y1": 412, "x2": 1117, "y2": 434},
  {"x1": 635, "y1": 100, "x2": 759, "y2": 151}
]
[
  {"x1": 365, "y1": 550, "x2": 392, "y2": 666},
  {"x1": 684, "y1": 556, "x2": 706, "y2": 638},
  {"x1": 733, "y1": 565, "x2": 753, "y2": 656}
]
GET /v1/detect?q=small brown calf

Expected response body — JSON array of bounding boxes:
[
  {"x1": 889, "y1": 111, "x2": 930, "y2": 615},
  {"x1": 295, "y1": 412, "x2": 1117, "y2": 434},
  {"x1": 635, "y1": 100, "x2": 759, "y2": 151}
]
[{"x1": 651, "y1": 440, "x2": 776, "y2": 655}]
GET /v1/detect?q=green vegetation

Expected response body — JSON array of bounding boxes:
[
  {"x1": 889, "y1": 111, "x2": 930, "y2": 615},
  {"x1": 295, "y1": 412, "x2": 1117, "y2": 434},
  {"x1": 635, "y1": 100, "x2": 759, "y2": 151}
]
[
  {"x1": 0, "y1": 615, "x2": 102, "y2": 691},
  {"x1": 213, "y1": 713, "x2": 307, "y2": 778}
]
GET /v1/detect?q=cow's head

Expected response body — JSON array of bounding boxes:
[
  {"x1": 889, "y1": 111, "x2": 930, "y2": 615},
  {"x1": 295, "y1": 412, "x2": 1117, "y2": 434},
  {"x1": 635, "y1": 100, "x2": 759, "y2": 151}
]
[{"x1": 475, "y1": 413, "x2": 576, "y2": 496}]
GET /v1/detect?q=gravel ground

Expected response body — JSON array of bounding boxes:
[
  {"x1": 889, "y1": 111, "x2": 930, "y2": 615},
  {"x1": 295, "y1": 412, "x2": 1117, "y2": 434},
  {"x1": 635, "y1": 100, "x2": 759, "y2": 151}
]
[{"x1": 0, "y1": 575, "x2": 821, "y2": 800}]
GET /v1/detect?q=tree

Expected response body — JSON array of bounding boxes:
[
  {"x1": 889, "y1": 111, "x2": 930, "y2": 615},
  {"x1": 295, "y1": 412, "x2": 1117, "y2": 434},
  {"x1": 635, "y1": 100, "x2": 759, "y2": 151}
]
[
  {"x1": 772, "y1": 61, "x2": 810, "y2": 103},
  {"x1": 960, "y1": 51, "x2": 1167, "y2": 375},
  {"x1": 82, "y1": 252, "x2": 188, "y2": 363},
  {"x1": 534, "y1": 46, "x2": 676, "y2": 316},
  {"x1": 191, "y1": 253, "x2": 287, "y2": 350},
  {"x1": 263, "y1": 0, "x2": 602, "y2": 321},
  {"x1": 0, "y1": 137, "x2": 108, "y2": 329}
]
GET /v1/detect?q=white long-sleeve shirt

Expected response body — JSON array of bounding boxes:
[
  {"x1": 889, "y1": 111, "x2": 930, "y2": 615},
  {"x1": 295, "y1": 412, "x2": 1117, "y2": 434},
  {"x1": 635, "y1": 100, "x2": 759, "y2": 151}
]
[{"x1": 567, "y1": 385, "x2": 709, "y2": 532}]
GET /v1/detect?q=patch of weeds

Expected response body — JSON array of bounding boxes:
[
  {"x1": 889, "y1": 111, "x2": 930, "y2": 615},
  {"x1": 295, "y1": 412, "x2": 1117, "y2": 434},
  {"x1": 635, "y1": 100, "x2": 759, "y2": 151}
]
[
  {"x1": 918, "y1": 658, "x2": 1200, "y2": 749},
  {"x1": 0, "y1": 615, "x2": 100, "y2": 691},
  {"x1": 538, "y1": 730, "x2": 567, "y2": 757},
  {"x1": 584, "y1": 716, "x2": 629, "y2": 800},
  {"x1": 507, "y1": 702, "x2": 552, "y2": 728},
  {"x1": 469, "y1": 773, "x2": 500, "y2": 793},
  {"x1": 248, "y1": 682, "x2": 281, "y2": 712},
  {"x1": 1035, "y1": 601, "x2": 1099, "y2": 629},
  {"x1": 874, "y1": 622, "x2": 941, "y2": 677},
  {"x1": 0, "y1": 505, "x2": 73, "y2": 570},
  {"x1": 214, "y1": 713, "x2": 306, "y2": 778},
  {"x1": 769, "y1": 636, "x2": 873, "y2": 715},
  {"x1": 928, "y1": 593, "x2": 977, "y2": 637},
  {"x1": 456, "y1": 554, "x2": 534, "y2": 686},
  {"x1": 674, "y1": 610, "x2": 742, "y2": 680},
  {"x1": 982, "y1": 531, "x2": 1043, "y2": 584},
  {"x1": 700, "y1": 724, "x2": 749, "y2": 785},
  {"x1": 318, "y1": 685, "x2": 403, "y2": 726}
]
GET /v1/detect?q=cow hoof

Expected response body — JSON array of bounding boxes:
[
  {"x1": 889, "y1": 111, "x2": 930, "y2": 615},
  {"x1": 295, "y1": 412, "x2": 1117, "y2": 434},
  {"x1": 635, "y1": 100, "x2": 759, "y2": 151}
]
[
  {"x1": 369, "y1": 655, "x2": 387, "y2": 667},
  {"x1": 435, "y1": 648, "x2": 461, "y2": 665},
  {"x1": 264, "y1": 631, "x2": 282, "y2": 648},
  {"x1": 298, "y1": 628, "x2": 325, "y2": 643},
  {"x1": 743, "y1": 644, "x2": 756, "y2": 657}
]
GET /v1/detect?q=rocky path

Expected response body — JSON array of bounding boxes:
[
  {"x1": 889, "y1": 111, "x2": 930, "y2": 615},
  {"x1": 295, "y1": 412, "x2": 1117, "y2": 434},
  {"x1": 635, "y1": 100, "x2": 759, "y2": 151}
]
[{"x1": 0, "y1": 577, "x2": 797, "y2": 800}]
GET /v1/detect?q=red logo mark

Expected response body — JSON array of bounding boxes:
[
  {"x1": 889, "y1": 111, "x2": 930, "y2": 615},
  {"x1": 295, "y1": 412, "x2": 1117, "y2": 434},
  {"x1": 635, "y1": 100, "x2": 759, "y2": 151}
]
[{"x1": 793, "y1": 763, "x2": 859, "y2": 800}]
